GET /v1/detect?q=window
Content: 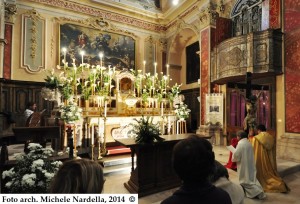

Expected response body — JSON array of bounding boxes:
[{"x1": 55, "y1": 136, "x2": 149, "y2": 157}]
[{"x1": 186, "y1": 41, "x2": 200, "y2": 84}]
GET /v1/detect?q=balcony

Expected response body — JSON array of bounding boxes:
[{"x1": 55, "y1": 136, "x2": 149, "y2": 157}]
[{"x1": 211, "y1": 29, "x2": 283, "y2": 84}]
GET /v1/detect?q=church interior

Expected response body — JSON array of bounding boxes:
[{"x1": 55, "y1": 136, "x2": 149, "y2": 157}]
[{"x1": 1, "y1": 0, "x2": 300, "y2": 202}]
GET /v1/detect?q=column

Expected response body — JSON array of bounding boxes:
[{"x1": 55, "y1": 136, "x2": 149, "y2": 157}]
[{"x1": 0, "y1": 0, "x2": 5, "y2": 78}]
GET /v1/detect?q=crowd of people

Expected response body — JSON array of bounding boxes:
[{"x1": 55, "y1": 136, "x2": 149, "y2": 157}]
[{"x1": 161, "y1": 125, "x2": 290, "y2": 203}]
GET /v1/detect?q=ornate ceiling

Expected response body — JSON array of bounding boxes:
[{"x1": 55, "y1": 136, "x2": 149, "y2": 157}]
[{"x1": 90, "y1": 0, "x2": 186, "y2": 14}]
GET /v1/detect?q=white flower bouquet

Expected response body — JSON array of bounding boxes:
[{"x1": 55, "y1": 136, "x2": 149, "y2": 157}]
[
  {"x1": 59, "y1": 100, "x2": 82, "y2": 123},
  {"x1": 174, "y1": 102, "x2": 191, "y2": 120},
  {"x1": 2, "y1": 143, "x2": 62, "y2": 193}
]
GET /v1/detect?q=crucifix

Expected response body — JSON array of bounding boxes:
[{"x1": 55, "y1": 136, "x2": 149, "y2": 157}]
[
  {"x1": 228, "y1": 72, "x2": 269, "y2": 94},
  {"x1": 228, "y1": 72, "x2": 269, "y2": 134}
]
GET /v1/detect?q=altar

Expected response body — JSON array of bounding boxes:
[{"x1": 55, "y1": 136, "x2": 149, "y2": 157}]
[
  {"x1": 115, "y1": 134, "x2": 194, "y2": 197},
  {"x1": 87, "y1": 115, "x2": 177, "y2": 144}
]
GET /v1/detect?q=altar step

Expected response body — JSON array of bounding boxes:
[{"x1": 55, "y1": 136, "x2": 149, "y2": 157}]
[
  {"x1": 106, "y1": 146, "x2": 131, "y2": 155},
  {"x1": 101, "y1": 154, "x2": 135, "y2": 175}
]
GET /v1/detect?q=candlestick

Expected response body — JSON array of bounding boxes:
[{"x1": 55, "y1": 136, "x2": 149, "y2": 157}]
[
  {"x1": 91, "y1": 124, "x2": 94, "y2": 145},
  {"x1": 152, "y1": 76, "x2": 155, "y2": 88},
  {"x1": 167, "y1": 116, "x2": 171, "y2": 134},
  {"x1": 104, "y1": 100, "x2": 107, "y2": 117},
  {"x1": 98, "y1": 119, "x2": 101, "y2": 139},
  {"x1": 166, "y1": 64, "x2": 169, "y2": 76}
]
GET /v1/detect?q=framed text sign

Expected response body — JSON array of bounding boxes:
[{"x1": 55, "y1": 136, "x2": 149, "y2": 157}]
[
  {"x1": 60, "y1": 23, "x2": 135, "y2": 69},
  {"x1": 205, "y1": 93, "x2": 224, "y2": 127}
]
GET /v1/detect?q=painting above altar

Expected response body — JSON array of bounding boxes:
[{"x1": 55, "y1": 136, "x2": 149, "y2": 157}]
[{"x1": 59, "y1": 23, "x2": 135, "y2": 69}]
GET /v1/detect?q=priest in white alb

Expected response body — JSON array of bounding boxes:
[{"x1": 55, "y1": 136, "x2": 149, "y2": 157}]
[{"x1": 232, "y1": 130, "x2": 266, "y2": 200}]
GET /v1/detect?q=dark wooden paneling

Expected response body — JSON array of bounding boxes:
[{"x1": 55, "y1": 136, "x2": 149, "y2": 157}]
[
  {"x1": 0, "y1": 79, "x2": 53, "y2": 129},
  {"x1": 181, "y1": 88, "x2": 200, "y2": 133}
]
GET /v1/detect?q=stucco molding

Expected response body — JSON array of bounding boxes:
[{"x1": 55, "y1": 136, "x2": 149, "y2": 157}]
[
  {"x1": 55, "y1": 16, "x2": 138, "y2": 39},
  {"x1": 198, "y1": 2, "x2": 219, "y2": 28},
  {"x1": 27, "y1": 0, "x2": 164, "y2": 32},
  {"x1": 5, "y1": 2, "x2": 17, "y2": 23},
  {"x1": 20, "y1": 9, "x2": 46, "y2": 73}
]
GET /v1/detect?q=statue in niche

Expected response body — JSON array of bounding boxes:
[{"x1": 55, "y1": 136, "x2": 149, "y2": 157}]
[
  {"x1": 252, "y1": 7, "x2": 260, "y2": 32},
  {"x1": 120, "y1": 77, "x2": 132, "y2": 93},
  {"x1": 234, "y1": 16, "x2": 242, "y2": 36},
  {"x1": 242, "y1": 8, "x2": 249, "y2": 35}
]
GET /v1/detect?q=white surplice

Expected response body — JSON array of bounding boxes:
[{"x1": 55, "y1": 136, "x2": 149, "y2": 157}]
[{"x1": 232, "y1": 138, "x2": 265, "y2": 198}]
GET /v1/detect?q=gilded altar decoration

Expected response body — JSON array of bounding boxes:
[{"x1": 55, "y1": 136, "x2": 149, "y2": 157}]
[
  {"x1": 44, "y1": 50, "x2": 186, "y2": 156},
  {"x1": 43, "y1": 49, "x2": 183, "y2": 117}
]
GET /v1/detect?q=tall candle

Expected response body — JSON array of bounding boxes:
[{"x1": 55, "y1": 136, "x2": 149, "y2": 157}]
[
  {"x1": 62, "y1": 47, "x2": 67, "y2": 63},
  {"x1": 153, "y1": 44, "x2": 156, "y2": 62},
  {"x1": 80, "y1": 50, "x2": 85, "y2": 64},
  {"x1": 99, "y1": 52, "x2": 104, "y2": 67},
  {"x1": 166, "y1": 64, "x2": 169, "y2": 76},
  {"x1": 143, "y1": 60, "x2": 146, "y2": 75},
  {"x1": 154, "y1": 62, "x2": 157, "y2": 76}
]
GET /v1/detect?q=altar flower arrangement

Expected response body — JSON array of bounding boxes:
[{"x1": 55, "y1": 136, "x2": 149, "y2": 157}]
[
  {"x1": 174, "y1": 102, "x2": 191, "y2": 120},
  {"x1": 44, "y1": 68, "x2": 63, "y2": 89},
  {"x1": 168, "y1": 83, "x2": 181, "y2": 103},
  {"x1": 59, "y1": 100, "x2": 82, "y2": 123},
  {"x1": 131, "y1": 116, "x2": 165, "y2": 144},
  {"x1": 2, "y1": 143, "x2": 62, "y2": 193}
]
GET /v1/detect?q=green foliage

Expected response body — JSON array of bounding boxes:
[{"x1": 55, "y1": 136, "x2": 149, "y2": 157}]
[
  {"x1": 60, "y1": 83, "x2": 73, "y2": 100},
  {"x1": 44, "y1": 69, "x2": 61, "y2": 89},
  {"x1": 168, "y1": 83, "x2": 182, "y2": 102},
  {"x1": 79, "y1": 82, "x2": 92, "y2": 100},
  {"x1": 131, "y1": 116, "x2": 165, "y2": 144}
]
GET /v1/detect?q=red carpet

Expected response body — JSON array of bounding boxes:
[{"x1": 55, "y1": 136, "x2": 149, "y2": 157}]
[{"x1": 106, "y1": 146, "x2": 131, "y2": 155}]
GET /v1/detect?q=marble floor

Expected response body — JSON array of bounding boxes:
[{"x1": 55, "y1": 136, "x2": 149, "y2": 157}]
[{"x1": 103, "y1": 145, "x2": 300, "y2": 204}]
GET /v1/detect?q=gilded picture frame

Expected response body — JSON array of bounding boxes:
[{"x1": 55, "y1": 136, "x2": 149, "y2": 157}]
[{"x1": 59, "y1": 23, "x2": 135, "y2": 69}]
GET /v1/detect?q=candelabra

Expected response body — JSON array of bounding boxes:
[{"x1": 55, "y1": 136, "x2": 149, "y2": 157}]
[
  {"x1": 66, "y1": 124, "x2": 74, "y2": 159},
  {"x1": 91, "y1": 144, "x2": 95, "y2": 160}
]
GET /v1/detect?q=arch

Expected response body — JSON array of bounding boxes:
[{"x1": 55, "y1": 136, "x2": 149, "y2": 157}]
[
  {"x1": 168, "y1": 22, "x2": 199, "y2": 66},
  {"x1": 231, "y1": 0, "x2": 261, "y2": 17},
  {"x1": 231, "y1": 0, "x2": 262, "y2": 36}
]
